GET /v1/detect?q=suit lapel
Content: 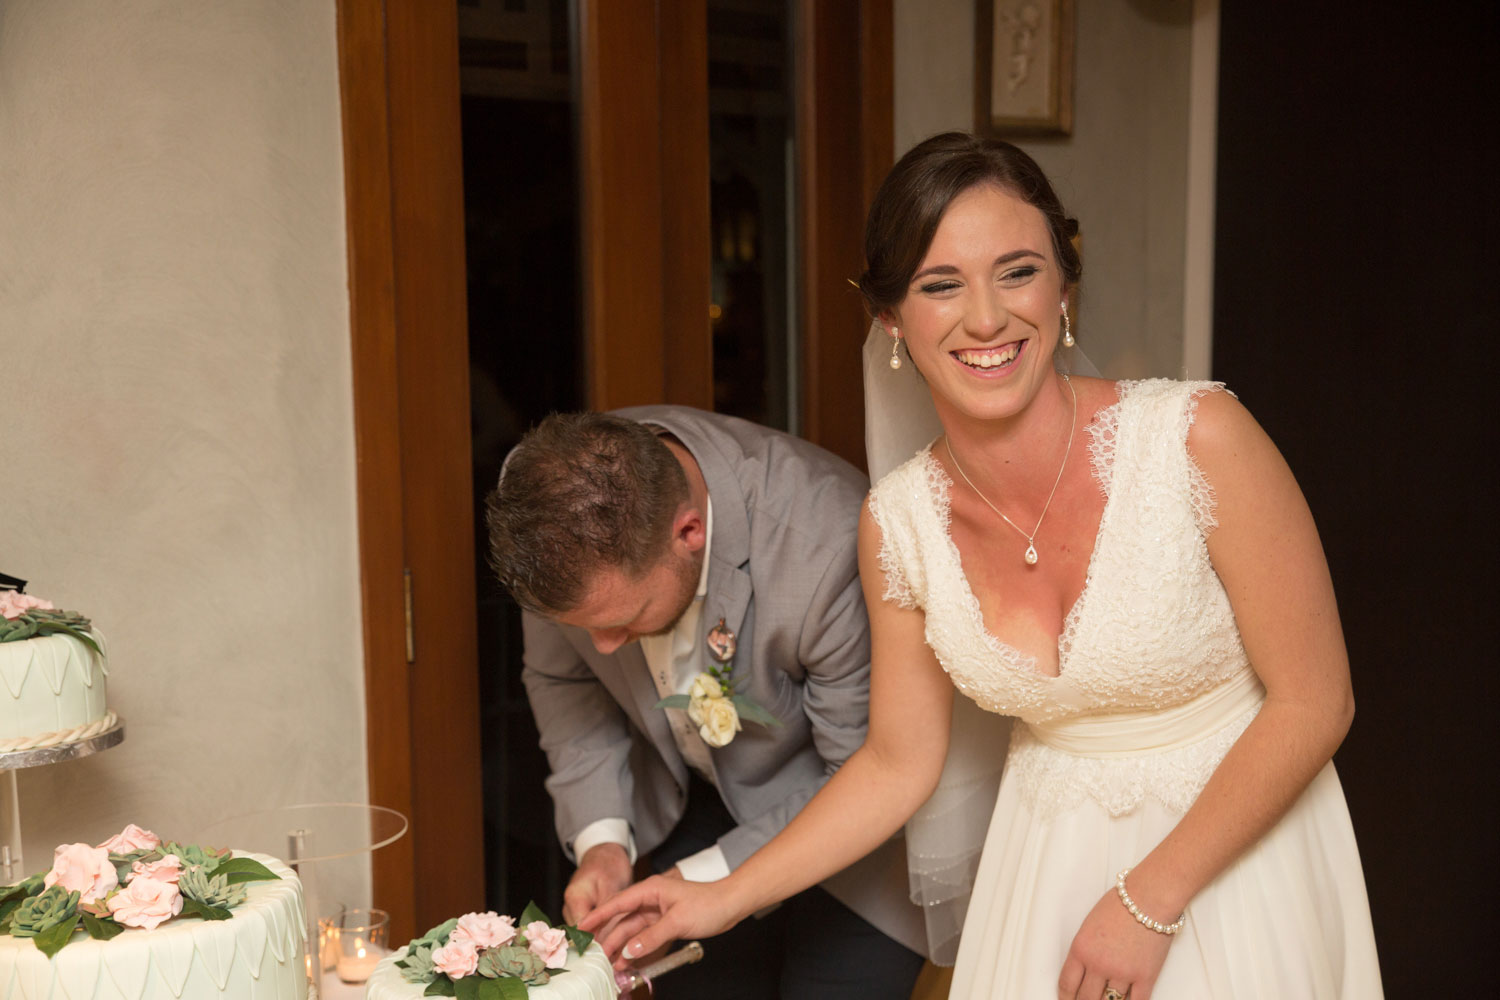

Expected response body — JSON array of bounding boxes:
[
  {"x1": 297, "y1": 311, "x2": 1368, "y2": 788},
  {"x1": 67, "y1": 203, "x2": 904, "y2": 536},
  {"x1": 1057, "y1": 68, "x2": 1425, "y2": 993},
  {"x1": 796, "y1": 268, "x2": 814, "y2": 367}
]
[{"x1": 692, "y1": 432, "x2": 753, "y2": 678}]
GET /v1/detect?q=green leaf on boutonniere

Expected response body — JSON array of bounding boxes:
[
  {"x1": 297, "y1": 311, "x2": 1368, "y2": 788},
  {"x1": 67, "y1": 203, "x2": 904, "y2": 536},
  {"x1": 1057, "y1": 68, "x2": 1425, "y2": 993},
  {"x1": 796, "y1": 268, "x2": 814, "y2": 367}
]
[
  {"x1": 731, "y1": 695, "x2": 782, "y2": 728},
  {"x1": 653, "y1": 694, "x2": 692, "y2": 711},
  {"x1": 517, "y1": 901, "x2": 551, "y2": 928},
  {"x1": 179, "y1": 897, "x2": 233, "y2": 921},
  {"x1": 424, "y1": 977, "x2": 458, "y2": 997},
  {"x1": 80, "y1": 911, "x2": 125, "y2": 941},
  {"x1": 213, "y1": 857, "x2": 280, "y2": 884},
  {"x1": 563, "y1": 924, "x2": 593, "y2": 954},
  {"x1": 32, "y1": 913, "x2": 82, "y2": 958},
  {"x1": 454, "y1": 976, "x2": 482, "y2": 1000}
]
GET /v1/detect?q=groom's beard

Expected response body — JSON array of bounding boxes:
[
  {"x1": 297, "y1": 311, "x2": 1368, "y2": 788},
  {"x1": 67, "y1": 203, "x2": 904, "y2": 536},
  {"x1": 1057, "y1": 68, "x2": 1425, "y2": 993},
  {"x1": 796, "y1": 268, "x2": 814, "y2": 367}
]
[{"x1": 639, "y1": 548, "x2": 705, "y2": 638}]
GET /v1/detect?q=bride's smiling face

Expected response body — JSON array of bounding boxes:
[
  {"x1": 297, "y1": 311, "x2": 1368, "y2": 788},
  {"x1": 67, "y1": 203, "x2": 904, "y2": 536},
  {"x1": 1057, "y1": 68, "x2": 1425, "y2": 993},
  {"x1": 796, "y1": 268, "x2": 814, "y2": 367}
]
[{"x1": 885, "y1": 183, "x2": 1065, "y2": 423}]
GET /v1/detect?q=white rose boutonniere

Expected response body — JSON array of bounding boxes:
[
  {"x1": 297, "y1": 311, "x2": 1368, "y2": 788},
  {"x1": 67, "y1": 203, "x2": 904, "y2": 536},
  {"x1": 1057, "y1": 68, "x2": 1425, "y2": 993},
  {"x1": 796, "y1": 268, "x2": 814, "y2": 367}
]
[
  {"x1": 655, "y1": 617, "x2": 781, "y2": 748},
  {"x1": 696, "y1": 694, "x2": 742, "y2": 747}
]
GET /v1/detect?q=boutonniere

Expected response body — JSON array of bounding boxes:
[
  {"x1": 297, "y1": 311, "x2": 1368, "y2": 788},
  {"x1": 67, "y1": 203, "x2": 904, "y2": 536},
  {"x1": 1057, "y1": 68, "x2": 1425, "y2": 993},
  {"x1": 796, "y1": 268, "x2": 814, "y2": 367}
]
[{"x1": 655, "y1": 618, "x2": 782, "y2": 748}]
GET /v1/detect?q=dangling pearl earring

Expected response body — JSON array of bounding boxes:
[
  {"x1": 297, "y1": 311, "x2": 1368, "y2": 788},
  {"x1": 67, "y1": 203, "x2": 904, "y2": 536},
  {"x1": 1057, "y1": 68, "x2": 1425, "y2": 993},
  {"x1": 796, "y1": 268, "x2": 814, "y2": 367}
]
[
  {"x1": 1061, "y1": 301, "x2": 1075, "y2": 347},
  {"x1": 889, "y1": 328, "x2": 903, "y2": 370}
]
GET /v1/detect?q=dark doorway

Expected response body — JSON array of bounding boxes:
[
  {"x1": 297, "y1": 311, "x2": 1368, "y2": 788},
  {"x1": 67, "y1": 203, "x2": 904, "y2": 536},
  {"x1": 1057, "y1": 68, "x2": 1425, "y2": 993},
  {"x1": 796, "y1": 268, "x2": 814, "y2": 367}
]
[
  {"x1": 1213, "y1": 4, "x2": 1499, "y2": 990},
  {"x1": 459, "y1": 0, "x2": 581, "y2": 915}
]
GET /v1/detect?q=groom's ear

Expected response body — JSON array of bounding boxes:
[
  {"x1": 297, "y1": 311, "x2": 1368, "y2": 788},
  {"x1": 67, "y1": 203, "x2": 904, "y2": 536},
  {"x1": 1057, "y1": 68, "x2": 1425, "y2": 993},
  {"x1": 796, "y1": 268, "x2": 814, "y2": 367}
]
[{"x1": 671, "y1": 503, "x2": 708, "y2": 554}]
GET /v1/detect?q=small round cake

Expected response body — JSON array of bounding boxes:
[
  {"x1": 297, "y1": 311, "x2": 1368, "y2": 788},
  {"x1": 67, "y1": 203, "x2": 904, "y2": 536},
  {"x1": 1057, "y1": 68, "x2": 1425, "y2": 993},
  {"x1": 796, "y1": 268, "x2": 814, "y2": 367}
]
[
  {"x1": 365, "y1": 909, "x2": 616, "y2": 1000},
  {"x1": 0, "y1": 591, "x2": 112, "y2": 750}
]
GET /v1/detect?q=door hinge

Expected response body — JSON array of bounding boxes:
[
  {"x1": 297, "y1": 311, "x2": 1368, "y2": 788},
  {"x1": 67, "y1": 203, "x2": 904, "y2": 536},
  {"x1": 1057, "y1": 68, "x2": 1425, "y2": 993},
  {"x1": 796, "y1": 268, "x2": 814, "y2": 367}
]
[{"x1": 403, "y1": 568, "x2": 415, "y2": 664}]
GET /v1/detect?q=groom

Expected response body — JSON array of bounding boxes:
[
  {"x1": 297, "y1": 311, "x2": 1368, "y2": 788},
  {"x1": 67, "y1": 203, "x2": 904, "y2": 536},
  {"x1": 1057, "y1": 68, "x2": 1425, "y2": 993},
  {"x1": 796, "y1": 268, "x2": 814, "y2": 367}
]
[{"x1": 485, "y1": 407, "x2": 926, "y2": 1000}]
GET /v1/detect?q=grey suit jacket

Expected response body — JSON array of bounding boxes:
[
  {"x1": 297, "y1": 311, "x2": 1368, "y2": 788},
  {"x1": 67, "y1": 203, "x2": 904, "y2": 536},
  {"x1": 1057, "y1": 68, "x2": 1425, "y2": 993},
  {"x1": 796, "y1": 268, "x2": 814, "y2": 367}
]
[{"x1": 520, "y1": 406, "x2": 926, "y2": 956}]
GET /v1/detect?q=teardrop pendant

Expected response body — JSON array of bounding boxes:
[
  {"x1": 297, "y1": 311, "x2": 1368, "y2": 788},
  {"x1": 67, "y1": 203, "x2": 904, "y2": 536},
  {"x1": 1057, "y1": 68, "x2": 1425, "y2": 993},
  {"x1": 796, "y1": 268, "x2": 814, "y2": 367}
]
[{"x1": 1024, "y1": 542, "x2": 1039, "y2": 565}]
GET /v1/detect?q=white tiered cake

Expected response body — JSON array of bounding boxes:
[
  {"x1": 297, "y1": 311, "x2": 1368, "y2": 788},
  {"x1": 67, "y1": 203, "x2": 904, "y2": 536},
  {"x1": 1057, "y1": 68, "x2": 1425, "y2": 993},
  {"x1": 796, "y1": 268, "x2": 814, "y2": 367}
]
[
  {"x1": 0, "y1": 832, "x2": 308, "y2": 1000},
  {"x1": 0, "y1": 590, "x2": 112, "y2": 751}
]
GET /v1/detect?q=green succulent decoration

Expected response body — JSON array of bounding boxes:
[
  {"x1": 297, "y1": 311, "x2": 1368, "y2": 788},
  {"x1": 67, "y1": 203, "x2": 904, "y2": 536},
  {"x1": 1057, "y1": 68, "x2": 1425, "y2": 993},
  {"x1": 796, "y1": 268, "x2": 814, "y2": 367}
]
[
  {"x1": 480, "y1": 946, "x2": 550, "y2": 986},
  {"x1": 400, "y1": 941, "x2": 438, "y2": 984},
  {"x1": 161, "y1": 842, "x2": 228, "y2": 874},
  {"x1": 414, "y1": 917, "x2": 460, "y2": 949},
  {"x1": 4, "y1": 886, "x2": 83, "y2": 957},
  {"x1": 11, "y1": 886, "x2": 79, "y2": 938},
  {"x1": 0, "y1": 609, "x2": 100, "y2": 654},
  {"x1": 179, "y1": 868, "x2": 247, "y2": 915}
]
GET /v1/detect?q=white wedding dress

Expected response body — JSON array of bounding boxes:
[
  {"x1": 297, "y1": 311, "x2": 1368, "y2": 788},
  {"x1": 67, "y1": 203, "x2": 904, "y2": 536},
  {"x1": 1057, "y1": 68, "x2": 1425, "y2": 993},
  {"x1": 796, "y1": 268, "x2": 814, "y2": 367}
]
[{"x1": 868, "y1": 379, "x2": 1383, "y2": 998}]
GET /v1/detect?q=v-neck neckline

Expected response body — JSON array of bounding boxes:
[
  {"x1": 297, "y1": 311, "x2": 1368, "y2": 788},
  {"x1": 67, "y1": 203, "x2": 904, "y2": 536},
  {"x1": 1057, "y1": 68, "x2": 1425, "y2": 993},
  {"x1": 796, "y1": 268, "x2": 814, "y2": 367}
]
[{"x1": 924, "y1": 384, "x2": 1126, "y2": 680}]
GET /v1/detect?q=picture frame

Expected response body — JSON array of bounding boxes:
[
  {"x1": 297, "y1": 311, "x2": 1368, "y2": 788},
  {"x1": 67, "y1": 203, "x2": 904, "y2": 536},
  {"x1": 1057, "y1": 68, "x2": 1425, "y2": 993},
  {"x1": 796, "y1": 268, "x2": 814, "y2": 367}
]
[{"x1": 975, "y1": 0, "x2": 1075, "y2": 136}]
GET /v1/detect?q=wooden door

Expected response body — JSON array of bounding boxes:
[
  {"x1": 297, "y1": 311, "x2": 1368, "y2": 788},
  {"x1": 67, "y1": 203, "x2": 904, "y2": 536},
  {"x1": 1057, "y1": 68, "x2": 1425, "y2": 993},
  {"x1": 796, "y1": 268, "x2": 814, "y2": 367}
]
[{"x1": 338, "y1": 0, "x2": 892, "y2": 940}]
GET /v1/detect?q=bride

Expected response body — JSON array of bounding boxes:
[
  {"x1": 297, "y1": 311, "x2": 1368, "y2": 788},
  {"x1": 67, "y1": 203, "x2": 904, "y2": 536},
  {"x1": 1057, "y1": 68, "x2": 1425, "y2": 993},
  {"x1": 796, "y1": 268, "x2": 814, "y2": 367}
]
[{"x1": 583, "y1": 132, "x2": 1381, "y2": 999}]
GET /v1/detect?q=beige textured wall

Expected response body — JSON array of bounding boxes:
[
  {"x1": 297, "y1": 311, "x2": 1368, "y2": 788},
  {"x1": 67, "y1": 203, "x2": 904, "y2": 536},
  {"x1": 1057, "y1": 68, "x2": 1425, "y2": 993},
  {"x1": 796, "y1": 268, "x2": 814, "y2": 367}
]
[
  {"x1": 894, "y1": 0, "x2": 1197, "y2": 378},
  {"x1": 0, "y1": 0, "x2": 369, "y2": 898}
]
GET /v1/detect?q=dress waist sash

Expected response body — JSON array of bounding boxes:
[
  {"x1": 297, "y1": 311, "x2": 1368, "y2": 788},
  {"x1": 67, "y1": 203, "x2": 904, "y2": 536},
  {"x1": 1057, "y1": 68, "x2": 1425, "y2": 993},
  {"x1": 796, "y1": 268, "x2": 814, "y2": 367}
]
[{"x1": 1026, "y1": 668, "x2": 1265, "y2": 759}]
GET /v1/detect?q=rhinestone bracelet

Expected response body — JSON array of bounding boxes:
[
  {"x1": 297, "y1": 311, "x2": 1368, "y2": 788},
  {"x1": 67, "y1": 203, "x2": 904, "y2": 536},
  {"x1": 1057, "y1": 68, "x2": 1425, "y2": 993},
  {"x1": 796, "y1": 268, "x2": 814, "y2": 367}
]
[{"x1": 1115, "y1": 868, "x2": 1186, "y2": 935}]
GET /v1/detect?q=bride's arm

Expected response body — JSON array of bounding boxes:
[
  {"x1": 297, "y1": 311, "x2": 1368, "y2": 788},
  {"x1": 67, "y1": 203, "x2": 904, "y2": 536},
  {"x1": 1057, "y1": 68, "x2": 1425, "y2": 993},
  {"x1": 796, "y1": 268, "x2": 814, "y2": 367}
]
[
  {"x1": 1059, "y1": 388, "x2": 1355, "y2": 1000},
  {"x1": 581, "y1": 504, "x2": 955, "y2": 961}
]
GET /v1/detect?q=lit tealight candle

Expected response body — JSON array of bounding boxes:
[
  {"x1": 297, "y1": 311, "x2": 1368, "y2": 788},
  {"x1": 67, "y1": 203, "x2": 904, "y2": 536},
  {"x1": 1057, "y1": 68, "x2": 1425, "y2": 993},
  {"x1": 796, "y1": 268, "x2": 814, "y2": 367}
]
[{"x1": 335, "y1": 938, "x2": 386, "y2": 984}]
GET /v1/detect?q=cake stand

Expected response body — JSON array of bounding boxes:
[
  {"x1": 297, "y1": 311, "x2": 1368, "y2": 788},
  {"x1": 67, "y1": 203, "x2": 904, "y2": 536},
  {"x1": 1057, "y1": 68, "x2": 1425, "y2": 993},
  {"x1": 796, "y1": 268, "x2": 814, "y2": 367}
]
[
  {"x1": 0, "y1": 715, "x2": 126, "y2": 883},
  {"x1": 191, "y1": 802, "x2": 408, "y2": 998}
]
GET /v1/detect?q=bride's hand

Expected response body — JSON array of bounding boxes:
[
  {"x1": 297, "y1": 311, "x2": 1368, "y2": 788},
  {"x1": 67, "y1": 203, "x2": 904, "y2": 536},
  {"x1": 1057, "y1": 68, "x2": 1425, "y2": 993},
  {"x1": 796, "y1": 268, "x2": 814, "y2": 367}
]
[
  {"x1": 1057, "y1": 888, "x2": 1173, "y2": 1000},
  {"x1": 578, "y1": 873, "x2": 746, "y2": 970}
]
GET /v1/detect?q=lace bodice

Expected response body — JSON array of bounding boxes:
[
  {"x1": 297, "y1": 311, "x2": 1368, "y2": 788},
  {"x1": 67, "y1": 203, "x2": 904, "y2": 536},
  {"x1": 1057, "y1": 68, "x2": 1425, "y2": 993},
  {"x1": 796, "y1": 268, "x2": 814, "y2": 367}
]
[{"x1": 869, "y1": 379, "x2": 1259, "y2": 817}]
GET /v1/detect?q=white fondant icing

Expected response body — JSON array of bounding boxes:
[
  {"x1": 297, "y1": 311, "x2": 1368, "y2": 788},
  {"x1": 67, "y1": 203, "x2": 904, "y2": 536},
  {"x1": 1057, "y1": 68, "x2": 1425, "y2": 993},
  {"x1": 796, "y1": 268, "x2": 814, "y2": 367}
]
[
  {"x1": 152, "y1": 925, "x2": 196, "y2": 998},
  {"x1": 55, "y1": 943, "x2": 101, "y2": 1000},
  {"x1": 103, "y1": 938, "x2": 152, "y2": 998},
  {"x1": 0, "y1": 852, "x2": 306, "y2": 1000},
  {"x1": 15, "y1": 952, "x2": 51, "y2": 1000},
  {"x1": 0, "y1": 631, "x2": 109, "y2": 740},
  {"x1": 231, "y1": 905, "x2": 269, "y2": 980},
  {"x1": 191, "y1": 920, "x2": 238, "y2": 990}
]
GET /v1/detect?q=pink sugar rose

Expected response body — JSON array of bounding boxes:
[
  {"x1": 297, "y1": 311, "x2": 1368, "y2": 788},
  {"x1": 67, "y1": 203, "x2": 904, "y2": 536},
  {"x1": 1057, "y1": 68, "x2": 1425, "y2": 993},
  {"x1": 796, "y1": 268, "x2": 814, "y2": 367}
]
[
  {"x1": 98, "y1": 823, "x2": 162, "y2": 854},
  {"x1": 0, "y1": 591, "x2": 53, "y2": 620},
  {"x1": 431, "y1": 937, "x2": 480, "y2": 979},
  {"x1": 131, "y1": 854, "x2": 183, "y2": 884},
  {"x1": 43, "y1": 843, "x2": 118, "y2": 903},
  {"x1": 106, "y1": 876, "x2": 183, "y2": 931},
  {"x1": 451, "y1": 911, "x2": 517, "y2": 950},
  {"x1": 524, "y1": 921, "x2": 568, "y2": 968}
]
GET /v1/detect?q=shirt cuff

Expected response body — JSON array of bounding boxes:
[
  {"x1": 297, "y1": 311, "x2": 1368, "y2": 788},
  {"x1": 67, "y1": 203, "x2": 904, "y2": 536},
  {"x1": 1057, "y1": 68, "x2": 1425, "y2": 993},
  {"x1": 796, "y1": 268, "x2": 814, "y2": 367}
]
[
  {"x1": 672, "y1": 845, "x2": 731, "y2": 883},
  {"x1": 571, "y1": 818, "x2": 637, "y2": 866}
]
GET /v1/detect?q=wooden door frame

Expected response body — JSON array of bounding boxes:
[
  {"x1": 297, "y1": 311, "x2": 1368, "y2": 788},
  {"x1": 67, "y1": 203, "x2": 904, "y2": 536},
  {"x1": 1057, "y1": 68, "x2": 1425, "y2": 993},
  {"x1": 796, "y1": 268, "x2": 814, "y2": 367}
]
[
  {"x1": 338, "y1": 0, "x2": 485, "y2": 944},
  {"x1": 338, "y1": 0, "x2": 891, "y2": 940},
  {"x1": 582, "y1": 0, "x2": 893, "y2": 456},
  {"x1": 797, "y1": 0, "x2": 893, "y2": 469},
  {"x1": 578, "y1": 0, "x2": 714, "y2": 411}
]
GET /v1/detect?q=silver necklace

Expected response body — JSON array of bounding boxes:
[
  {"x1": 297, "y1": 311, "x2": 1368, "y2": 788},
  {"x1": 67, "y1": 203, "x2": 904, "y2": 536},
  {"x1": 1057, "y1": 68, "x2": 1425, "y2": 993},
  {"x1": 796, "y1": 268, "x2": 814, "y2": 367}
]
[{"x1": 944, "y1": 374, "x2": 1077, "y2": 566}]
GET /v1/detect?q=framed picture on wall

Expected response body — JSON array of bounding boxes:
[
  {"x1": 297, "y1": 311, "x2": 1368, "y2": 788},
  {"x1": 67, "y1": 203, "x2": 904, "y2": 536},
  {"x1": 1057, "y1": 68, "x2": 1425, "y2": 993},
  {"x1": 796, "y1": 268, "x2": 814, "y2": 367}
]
[{"x1": 975, "y1": 0, "x2": 1075, "y2": 136}]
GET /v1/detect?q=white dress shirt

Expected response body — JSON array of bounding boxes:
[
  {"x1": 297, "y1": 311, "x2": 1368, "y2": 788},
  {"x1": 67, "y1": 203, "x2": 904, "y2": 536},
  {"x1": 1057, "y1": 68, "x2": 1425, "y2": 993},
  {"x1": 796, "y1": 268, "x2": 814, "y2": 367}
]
[{"x1": 570, "y1": 499, "x2": 731, "y2": 882}]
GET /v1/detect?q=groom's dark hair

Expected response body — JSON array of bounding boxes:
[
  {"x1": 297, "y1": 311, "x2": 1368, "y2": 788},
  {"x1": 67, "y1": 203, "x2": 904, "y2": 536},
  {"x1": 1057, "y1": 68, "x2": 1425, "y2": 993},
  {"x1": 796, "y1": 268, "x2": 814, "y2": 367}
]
[{"x1": 485, "y1": 412, "x2": 689, "y2": 614}]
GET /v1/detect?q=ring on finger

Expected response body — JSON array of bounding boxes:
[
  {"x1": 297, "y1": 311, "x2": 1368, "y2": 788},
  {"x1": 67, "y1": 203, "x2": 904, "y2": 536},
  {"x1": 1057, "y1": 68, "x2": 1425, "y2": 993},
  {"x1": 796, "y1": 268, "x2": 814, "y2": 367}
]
[{"x1": 1104, "y1": 987, "x2": 1125, "y2": 1000}]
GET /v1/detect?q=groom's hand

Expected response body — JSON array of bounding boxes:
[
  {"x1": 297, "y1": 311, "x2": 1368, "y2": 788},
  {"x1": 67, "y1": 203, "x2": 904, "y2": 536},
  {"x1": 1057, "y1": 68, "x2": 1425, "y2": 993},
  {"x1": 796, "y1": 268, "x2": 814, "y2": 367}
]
[{"x1": 563, "y1": 843, "x2": 633, "y2": 924}]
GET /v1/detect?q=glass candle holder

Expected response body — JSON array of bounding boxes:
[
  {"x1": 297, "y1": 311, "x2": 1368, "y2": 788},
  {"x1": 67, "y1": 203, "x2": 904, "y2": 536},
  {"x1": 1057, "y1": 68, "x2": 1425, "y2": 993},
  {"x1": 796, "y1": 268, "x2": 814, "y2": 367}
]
[{"x1": 324, "y1": 907, "x2": 390, "y2": 984}]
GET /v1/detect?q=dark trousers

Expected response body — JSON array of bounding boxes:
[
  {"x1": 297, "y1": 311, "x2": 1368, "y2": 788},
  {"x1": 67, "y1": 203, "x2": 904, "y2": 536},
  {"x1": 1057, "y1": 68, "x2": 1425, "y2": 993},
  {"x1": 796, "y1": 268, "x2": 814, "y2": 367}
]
[{"x1": 644, "y1": 775, "x2": 924, "y2": 1000}]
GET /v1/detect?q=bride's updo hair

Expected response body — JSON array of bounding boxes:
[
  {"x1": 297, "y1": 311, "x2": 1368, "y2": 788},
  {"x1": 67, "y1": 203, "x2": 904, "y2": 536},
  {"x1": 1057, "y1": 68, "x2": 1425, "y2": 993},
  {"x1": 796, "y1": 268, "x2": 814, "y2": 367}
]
[{"x1": 858, "y1": 132, "x2": 1081, "y2": 316}]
